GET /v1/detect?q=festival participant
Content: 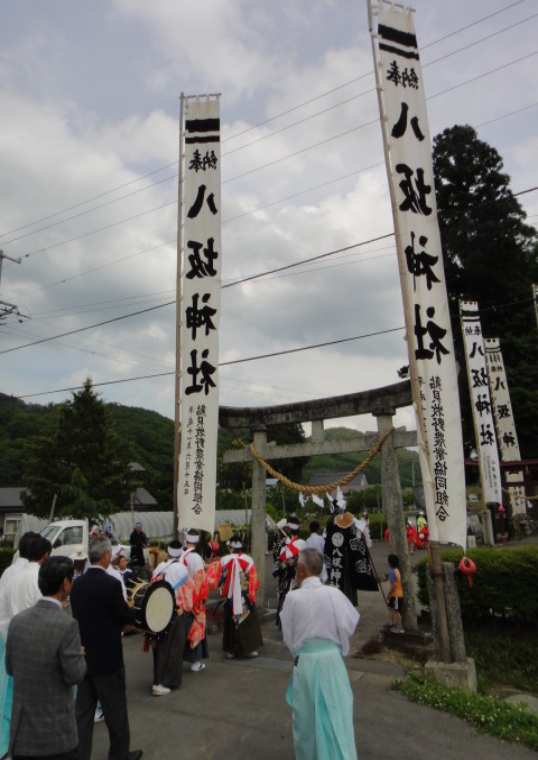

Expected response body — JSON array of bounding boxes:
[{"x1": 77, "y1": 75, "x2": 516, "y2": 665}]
[
  {"x1": 387, "y1": 554, "x2": 404, "y2": 633},
  {"x1": 6, "y1": 557, "x2": 87, "y2": 760},
  {"x1": 274, "y1": 515, "x2": 306, "y2": 629},
  {"x1": 209, "y1": 535, "x2": 263, "y2": 659},
  {"x1": 417, "y1": 511, "x2": 427, "y2": 533},
  {"x1": 417, "y1": 520, "x2": 429, "y2": 549},
  {"x1": 272, "y1": 519, "x2": 288, "y2": 564},
  {"x1": 149, "y1": 541, "x2": 189, "y2": 696},
  {"x1": 406, "y1": 522, "x2": 417, "y2": 555},
  {"x1": 71, "y1": 549, "x2": 89, "y2": 580},
  {"x1": 117, "y1": 552, "x2": 134, "y2": 593},
  {"x1": 324, "y1": 509, "x2": 378, "y2": 606},
  {"x1": 129, "y1": 522, "x2": 148, "y2": 567},
  {"x1": 305, "y1": 521, "x2": 327, "y2": 582},
  {"x1": 71, "y1": 536, "x2": 142, "y2": 760},
  {"x1": 181, "y1": 529, "x2": 209, "y2": 672},
  {"x1": 280, "y1": 548, "x2": 359, "y2": 760},
  {"x1": 353, "y1": 510, "x2": 373, "y2": 549}
]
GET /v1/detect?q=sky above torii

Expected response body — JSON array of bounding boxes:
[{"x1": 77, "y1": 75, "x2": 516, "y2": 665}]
[{"x1": 0, "y1": 0, "x2": 536, "y2": 434}]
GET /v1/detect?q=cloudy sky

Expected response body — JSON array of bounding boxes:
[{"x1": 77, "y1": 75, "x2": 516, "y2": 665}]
[{"x1": 1, "y1": 0, "x2": 537, "y2": 435}]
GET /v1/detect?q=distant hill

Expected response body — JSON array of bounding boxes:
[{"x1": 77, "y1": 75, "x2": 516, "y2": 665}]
[
  {"x1": 0, "y1": 392, "x2": 175, "y2": 507},
  {"x1": 0, "y1": 395, "x2": 420, "y2": 506},
  {"x1": 301, "y1": 426, "x2": 420, "y2": 488}
]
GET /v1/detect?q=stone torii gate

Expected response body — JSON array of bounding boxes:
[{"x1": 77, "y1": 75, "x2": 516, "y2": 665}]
[{"x1": 219, "y1": 379, "x2": 419, "y2": 630}]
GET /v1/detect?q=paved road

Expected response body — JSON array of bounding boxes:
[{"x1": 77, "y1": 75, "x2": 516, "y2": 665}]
[
  {"x1": 87, "y1": 537, "x2": 538, "y2": 760},
  {"x1": 89, "y1": 628, "x2": 533, "y2": 760}
]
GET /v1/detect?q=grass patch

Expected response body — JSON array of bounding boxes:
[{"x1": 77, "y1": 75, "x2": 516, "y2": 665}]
[
  {"x1": 465, "y1": 621, "x2": 538, "y2": 694},
  {"x1": 394, "y1": 671, "x2": 538, "y2": 751}
]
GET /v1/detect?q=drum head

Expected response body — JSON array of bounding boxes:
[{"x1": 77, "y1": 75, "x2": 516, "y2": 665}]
[{"x1": 145, "y1": 581, "x2": 175, "y2": 634}]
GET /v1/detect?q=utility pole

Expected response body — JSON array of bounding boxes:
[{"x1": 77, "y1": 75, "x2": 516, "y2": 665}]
[{"x1": 0, "y1": 250, "x2": 24, "y2": 322}]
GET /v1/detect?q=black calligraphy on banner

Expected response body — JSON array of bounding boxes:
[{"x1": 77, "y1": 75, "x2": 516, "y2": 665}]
[
  {"x1": 192, "y1": 404, "x2": 206, "y2": 515},
  {"x1": 396, "y1": 164, "x2": 432, "y2": 215},
  {"x1": 185, "y1": 349, "x2": 217, "y2": 396},
  {"x1": 429, "y1": 375, "x2": 450, "y2": 521},
  {"x1": 186, "y1": 237, "x2": 219, "y2": 279},
  {"x1": 405, "y1": 232, "x2": 440, "y2": 291},
  {"x1": 183, "y1": 407, "x2": 195, "y2": 496},
  {"x1": 391, "y1": 102, "x2": 425, "y2": 141},
  {"x1": 189, "y1": 149, "x2": 218, "y2": 172},
  {"x1": 414, "y1": 304, "x2": 450, "y2": 364}
]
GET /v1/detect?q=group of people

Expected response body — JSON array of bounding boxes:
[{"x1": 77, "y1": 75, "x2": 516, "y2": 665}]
[
  {"x1": 405, "y1": 511, "x2": 430, "y2": 554},
  {"x1": 0, "y1": 516, "x2": 365, "y2": 760},
  {"x1": 0, "y1": 532, "x2": 143, "y2": 760}
]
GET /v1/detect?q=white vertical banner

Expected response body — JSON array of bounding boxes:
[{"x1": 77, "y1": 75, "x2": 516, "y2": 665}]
[
  {"x1": 484, "y1": 337, "x2": 526, "y2": 516},
  {"x1": 177, "y1": 95, "x2": 222, "y2": 535},
  {"x1": 370, "y1": 1, "x2": 466, "y2": 547},
  {"x1": 460, "y1": 302, "x2": 502, "y2": 505}
]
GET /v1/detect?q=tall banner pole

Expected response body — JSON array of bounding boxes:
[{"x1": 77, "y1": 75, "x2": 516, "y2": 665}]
[
  {"x1": 533, "y1": 284, "x2": 538, "y2": 330},
  {"x1": 460, "y1": 301, "x2": 501, "y2": 545},
  {"x1": 369, "y1": 0, "x2": 468, "y2": 663},
  {"x1": 485, "y1": 337, "x2": 526, "y2": 521},
  {"x1": 177, "y1": 94, "x2": 222, "y2": 537},
  {"x1": 174, "y1": 93, "x2": 186, "y2": 540}
]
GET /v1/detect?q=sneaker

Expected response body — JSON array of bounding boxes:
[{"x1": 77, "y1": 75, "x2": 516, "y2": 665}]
[
  {"x1": 244, "y1": 651, "x2": 259, "y2": 658},
  {"x1": 190, "y1": 662, "x2": 206, "y2": 672},
  {"x1": 152, "y1": 684, "x2": 171, "y2": 696},
  {"x1": 94, "y1": 708, "x2": 104, "y2": 723},
  {"x1": 394, "y1": 628, "x2": 405, "y2": 634},
  {"x1": 225, "y1": 652, "x2": 237, "y2": 660}
]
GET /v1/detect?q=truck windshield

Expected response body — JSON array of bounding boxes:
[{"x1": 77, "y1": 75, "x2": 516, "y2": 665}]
[{"x1": 41, "y1": 525, "x2": 61, "y2": 542}]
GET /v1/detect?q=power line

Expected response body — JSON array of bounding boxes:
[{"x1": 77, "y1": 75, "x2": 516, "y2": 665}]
[
  {"x1": 11, "y1": 325, "x2": 406, "y2": 401},
  {"x1": 1, "y1": 0, "x2": 533, "y2": 246},
  {"x1": 9, "y1": 292, "x2": 538, "y2": 402}
]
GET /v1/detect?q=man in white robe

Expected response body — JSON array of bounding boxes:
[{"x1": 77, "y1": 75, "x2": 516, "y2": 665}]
[{"x1": 280, "y1": 548, "x2": 359, "y2": 760}]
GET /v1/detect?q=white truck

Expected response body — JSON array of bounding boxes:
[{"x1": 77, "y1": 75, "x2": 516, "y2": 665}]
[{"x1": 40, "y1": 519, "x2": 89, "y2": 557}]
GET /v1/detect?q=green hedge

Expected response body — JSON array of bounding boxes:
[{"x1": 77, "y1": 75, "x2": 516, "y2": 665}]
[
  {"x1": 0, "y1": 547, "x2": 16, "y2": 577},
  {"x1": 416, "y1": 547, "x2": 538, "y2": 624}
]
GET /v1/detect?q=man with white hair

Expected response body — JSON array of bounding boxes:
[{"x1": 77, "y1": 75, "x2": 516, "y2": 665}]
[
  {"x1": 280, "y1": 548, "x2": 359, "y2": 760},
  {"x1": 71, "y1": 536, "x2": 142, "y2": 760}
]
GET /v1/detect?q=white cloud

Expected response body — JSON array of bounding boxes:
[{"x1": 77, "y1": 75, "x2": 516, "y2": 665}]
[{"x1": 0, "y1": 0, "x2": 536, "y2": 436}]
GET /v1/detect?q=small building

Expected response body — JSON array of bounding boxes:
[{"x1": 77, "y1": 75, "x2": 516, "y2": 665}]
[
  {"x1": 0, "y1": 487, "x2": 27, "y2": 541},
  {"x1": 308, "y1": 472, "x2": 368, "y2": 499}
]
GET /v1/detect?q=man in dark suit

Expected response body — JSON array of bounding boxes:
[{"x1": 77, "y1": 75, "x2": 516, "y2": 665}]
[
  {"x1": 6, "y1": 556, "x2": 87, "y2": 760},
  {"x1": 70, "y1": 536, "x2": 142, "y2": 760}
]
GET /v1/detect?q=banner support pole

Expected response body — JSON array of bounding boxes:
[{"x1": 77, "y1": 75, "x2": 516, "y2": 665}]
[{"x1": 174, "y1": 92, "x2": 185, "y2": 541}]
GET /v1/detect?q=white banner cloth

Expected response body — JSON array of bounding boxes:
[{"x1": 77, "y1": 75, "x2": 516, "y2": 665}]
[
  {"x1": 177, "y1": 96, "x2": 222, "y2": 535},
  {"x1": 460, "y1": 302, "x2": 502, "y2": 505},
  {"x1": 485, "y1": 337, "x2": 525, "y2": 516},
  {"x1": 371, "y1": 1, "x2": 466, "y2": 547}
]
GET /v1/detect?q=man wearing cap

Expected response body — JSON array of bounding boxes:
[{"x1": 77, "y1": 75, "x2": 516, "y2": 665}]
[
  {"x1": 150, "y1": 541, "x2": 189, "y2": 696},
  {"x1": 209, "y1": 536, "x2": 263, "y2": 660},
  {"x1": 129, "y1": 523, "x2": 147, "y2": 567},
  {"x1": 280, "y1": 548, "x2": 359, "y2": 760},
  {"x1": 181, "y1": 530, "x2": 208, "y2": 672},
  {"x1": 71, "y1": 549, "x2": 89, "y2": 580}
]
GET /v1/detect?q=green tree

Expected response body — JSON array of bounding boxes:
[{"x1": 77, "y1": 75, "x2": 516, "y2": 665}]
[
  {"x1": 433, "y1": 125, "x2": 538, "y2": 456},
  {"x1": 22, "y1": 378, "x2": 131, "y2": 521}
]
